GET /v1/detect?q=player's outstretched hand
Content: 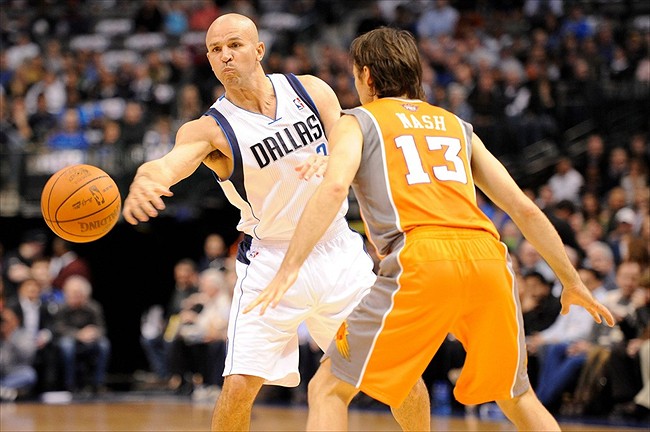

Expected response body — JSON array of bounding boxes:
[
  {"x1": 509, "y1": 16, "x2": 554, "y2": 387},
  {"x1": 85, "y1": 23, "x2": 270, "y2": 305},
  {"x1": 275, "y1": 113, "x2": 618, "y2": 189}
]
[
  {"x1": 243, "y1": 268, "x2": 299, "y2": 315},
  {"x1": 123, "y1": 177, "x2": 173, "y2": 225},
  {"x1": 560, "y1": 282, "x2": 615, "y2": 327},
  {"x1": 296, "y1": 154, "x2": 328, "y2": 180}
]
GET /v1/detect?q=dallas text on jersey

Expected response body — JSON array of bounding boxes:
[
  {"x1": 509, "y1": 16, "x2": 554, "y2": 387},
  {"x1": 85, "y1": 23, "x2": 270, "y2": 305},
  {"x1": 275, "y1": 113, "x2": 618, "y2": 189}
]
[{"x1": 250, "y1": 114, "x2": 324, "y2": 168}]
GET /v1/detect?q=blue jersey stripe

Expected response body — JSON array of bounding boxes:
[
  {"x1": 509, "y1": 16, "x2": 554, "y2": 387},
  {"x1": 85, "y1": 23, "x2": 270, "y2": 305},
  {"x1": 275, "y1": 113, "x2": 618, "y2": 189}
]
[
  {"x1": 203, "y1": 107, "x2": 247, "y2": 202},
  {"x1": 284, "y1": 73, "x2": 322, "y2": 131}
]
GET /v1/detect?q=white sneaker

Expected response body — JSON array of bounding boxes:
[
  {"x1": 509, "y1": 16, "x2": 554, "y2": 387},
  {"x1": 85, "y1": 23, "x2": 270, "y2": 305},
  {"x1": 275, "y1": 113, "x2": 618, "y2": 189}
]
[
  {"x1": 0, "y1": 386, "x2": 18, "y2": 402},
  {"x1": 192, "y1": 385, "x2": 221, "y2": 404}
]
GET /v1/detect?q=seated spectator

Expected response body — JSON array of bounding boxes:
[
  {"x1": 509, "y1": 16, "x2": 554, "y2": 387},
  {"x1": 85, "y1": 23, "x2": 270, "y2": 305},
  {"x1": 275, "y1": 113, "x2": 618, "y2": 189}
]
[
  {"x1": 30, "y1": 257, "x2": 64, "y2": 308},
  {"x1": 166, "y1": 268, "x2": 231, "y2": 400},
  {"x1": 603, "y1": 268, "x2": 650, "y2": 420},
  {"x1": 197, "y1": 233, "x2": 229, "y2": 272},
  {"x1": 139, "y1": 258, "x2": 198, "y2": 383},
  {"x1": 53, "y1": 275, "x2": 110, "y2": 394},
  {"x1": 46, "y1": 108, "x2": 89, "y2": 150},
  {"x1": 0, "y1": 308, "x2": 37, "y2": 401},
  {"x1": 585, "y1": 241, "x2": 618, "y2": 291},
  {"x1": 535, "y1": 262, "x2": 642, "y2": 412},
  {"x1": 522, "y1": 271, "x2": 561, "y2": 336},
  {"x1": 607, "y1": 207, "x2": 639, "y2": 265},
  {"x1": 547, "y1": 157, "x2": 584, "y2": 206},
  {"x1": 526, "y1": 266, "x2": 608, "y2": 391},
  {"x1": 7, "y1": 278, "x2": 58, "y2": 393},
  {"x1": 516, "y1": 239, "x2": 556, "y2": 285},
  {"x1": 2, "y1": 229, "x2": 48, "y2": 301},
  {"x1": 50, "y1": 238, "x2": 91, "y2": 291}
]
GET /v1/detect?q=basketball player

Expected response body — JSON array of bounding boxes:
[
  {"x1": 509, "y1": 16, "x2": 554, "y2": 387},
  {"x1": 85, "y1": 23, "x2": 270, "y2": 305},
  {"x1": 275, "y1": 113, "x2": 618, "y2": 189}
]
[
  {"x1": 121, "y1": 14, "x2": 429, "y2": 432},
  {"x1": 246, "y1": 27, "x2": 616, "y2": 431}
]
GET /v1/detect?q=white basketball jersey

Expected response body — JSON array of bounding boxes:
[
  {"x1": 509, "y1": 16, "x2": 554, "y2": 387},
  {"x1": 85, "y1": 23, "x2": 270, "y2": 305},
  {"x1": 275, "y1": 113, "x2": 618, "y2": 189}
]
[{"x1": 204, "y1": 73, "x2": 348, "y2": 242}]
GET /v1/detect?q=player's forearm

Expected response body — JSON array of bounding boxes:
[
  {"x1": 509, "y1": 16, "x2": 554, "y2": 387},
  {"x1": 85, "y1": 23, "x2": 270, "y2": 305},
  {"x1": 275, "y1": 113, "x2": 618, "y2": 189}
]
[
  {"x1": 282, "y1": 182, "x2": 348, "y2": 270},
  {"x1": 132, "y1": 160, "x2": 178, "y2": 189},
  {"x1": 511, "y1": 204, "x2": 581, "y2": 287}
]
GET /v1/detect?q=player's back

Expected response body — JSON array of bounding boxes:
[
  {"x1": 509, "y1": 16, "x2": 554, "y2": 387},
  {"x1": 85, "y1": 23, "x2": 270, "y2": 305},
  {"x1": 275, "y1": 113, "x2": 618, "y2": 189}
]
[
  {"x1": 345, "y1": 98, "x2": 498, "y2": 255},
  {"x1": 204, "y1": 73, "x2": 347, "y2": 242}
]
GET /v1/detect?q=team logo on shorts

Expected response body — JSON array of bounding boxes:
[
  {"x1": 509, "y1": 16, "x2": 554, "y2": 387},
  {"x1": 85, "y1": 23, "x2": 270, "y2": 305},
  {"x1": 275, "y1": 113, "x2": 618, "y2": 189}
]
[{"x1": 335, "y1": 321, "x2": 351, "y2": 361}]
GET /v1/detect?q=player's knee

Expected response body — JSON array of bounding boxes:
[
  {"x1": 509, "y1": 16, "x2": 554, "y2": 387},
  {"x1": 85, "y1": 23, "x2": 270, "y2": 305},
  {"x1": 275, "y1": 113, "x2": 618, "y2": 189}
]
[
  {"x1": 308, "y1": 364, "x2": 356, "y2": 406},
  {"x1": 221, "y1": 375, "x2": 263, "y2": 405}
]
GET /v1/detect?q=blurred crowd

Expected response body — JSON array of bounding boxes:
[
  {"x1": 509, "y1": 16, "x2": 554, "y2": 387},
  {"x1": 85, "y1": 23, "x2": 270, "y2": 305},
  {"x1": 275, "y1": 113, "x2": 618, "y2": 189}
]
[
  {"x1": 0, "y1": 0, "x2": 648, "y2": 214},
  {"x1": 0, "y1": 0, "x2": 649, "y2": 423}
]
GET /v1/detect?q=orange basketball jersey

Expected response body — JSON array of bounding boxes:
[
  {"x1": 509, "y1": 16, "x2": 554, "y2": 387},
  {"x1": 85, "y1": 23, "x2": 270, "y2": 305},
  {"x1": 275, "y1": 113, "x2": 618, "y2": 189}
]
[{"x1": 343, "y1": 98, "x2": 499, "y2": 257}]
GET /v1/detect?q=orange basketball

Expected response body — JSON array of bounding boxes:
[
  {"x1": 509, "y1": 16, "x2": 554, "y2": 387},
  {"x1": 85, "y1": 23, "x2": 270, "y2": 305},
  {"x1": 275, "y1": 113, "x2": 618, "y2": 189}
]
[{"x1": 41, "y1": 164, "x2": 121, "y2": 243}]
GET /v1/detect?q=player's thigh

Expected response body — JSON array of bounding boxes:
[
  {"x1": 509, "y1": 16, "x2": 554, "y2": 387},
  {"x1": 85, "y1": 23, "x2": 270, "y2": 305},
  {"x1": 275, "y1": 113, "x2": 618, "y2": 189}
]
[{"x1": 451, "y1": 251, "x2": 528, "y2": 405}]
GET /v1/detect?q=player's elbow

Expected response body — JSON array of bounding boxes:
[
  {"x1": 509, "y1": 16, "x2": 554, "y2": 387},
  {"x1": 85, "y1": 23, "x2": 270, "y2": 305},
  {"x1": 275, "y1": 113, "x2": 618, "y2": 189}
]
[{"x1": 322, "y1": 181, "x2": 349, "y2": 201}]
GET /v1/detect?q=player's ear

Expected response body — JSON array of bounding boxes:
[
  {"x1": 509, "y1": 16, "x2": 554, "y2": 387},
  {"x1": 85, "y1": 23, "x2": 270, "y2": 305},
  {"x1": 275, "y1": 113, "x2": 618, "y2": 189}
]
[
  {"x1": 257, "y1": 41, "x2": 265, "y2": 62},
  {"x1": 362, "y1": 66, "x2": 373, "y2": 88}
]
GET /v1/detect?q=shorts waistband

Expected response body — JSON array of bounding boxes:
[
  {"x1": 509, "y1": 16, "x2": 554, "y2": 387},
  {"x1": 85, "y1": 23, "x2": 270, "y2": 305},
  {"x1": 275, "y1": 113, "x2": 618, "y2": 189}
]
[
  {"x1": 250, "y1": 218, "x2": 350, "y2": 249},
  {"x1": 406, "y1": 226, "x2": 497, "y2": 240}
]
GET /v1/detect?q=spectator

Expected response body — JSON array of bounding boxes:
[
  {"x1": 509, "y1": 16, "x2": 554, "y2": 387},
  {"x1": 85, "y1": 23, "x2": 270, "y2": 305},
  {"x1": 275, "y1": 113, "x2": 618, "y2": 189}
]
[
  {"x1": 415, "y1": 0, "x2": 459, "y2": 41},
  {"x1": 526, "y1": 266, "x2": 608, "y2": 359},
  {"x1": 139, "y1": 258, "x2": 198, "y2": 383},
  {"x1": 0, "y1": 308, "x2": 37, "y2": 401},
  {"x1": 522, "y1": 271, "x2": 561, "y2": 336},
  {"x1": 2, "y1": 229, "x2": 48, "y2": 301},
  {"x1": 167, "y1": 268, "x2": 231, "y2": 400},
  {"x1": 133, "y1": 0, "x2": 165, "y2": 33},
  {"x1": 535, "y1": 262, "x2": 642, "y2": 411},
  {"x1": 30, "y1": 257, "x2": 64, "y2": 310},
  {"x1": 164, "y1": 1, "x2": 189, "y2": 36},
  {"x1": 608, "y1": 208, "x2": 639, "y2": 265},
  {"x1": 46, "y1": 108, "x2": 89, "y2": 151},
  {"x1": 188, "y1": 0, "x2": 221, "y2": 32},
  {"x1": 198, "y1": 233, "x2": 229, "y2": 272},
  {"x1": 53, "y1": 275, "x2": 110, "y2": 394},
  {"x1": 585, "y1": 241, "x2": 618, "y2": 292},
  {"x1": 521, "y1": 270, "x2": 561, "y2": 388},
  {"x1": 547, "y1": 156, "x2": 584, "y2": 205},
  {"x1": 604, "y1": 269, "x2": 650, "y2": 420},
  {"x1": 621, "y1": 158, "x2": 647, "y2": 206},
  {"x1": 119, "y1": 100, "x2": 148, "y2": 150},
  {"x1": 7, "y1": 278, "x2": 58, "y2": 393},
  {"x1": 516, "y1": 240, "x2": 556, "y2": 286},
  {"x1": 50, "y1": 238, "x2": 91, "y2": 292},
  {"x1": 603, "y1": 186, "x2": 629, "y2": 235},
  {"x1": 604, "y1": 147, "x2": 630, "y2": 196},
  {"x1": 28, "y1": 93, "x2": 58, "y2": 144},
  {"x1": 5, "y1": 33, "x2": 39, "y2": 71}
]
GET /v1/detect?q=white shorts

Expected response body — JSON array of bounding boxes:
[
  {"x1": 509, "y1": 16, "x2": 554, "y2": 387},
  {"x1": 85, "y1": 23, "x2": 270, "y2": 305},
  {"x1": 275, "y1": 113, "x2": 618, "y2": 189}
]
[{"x1": 224, "y1": 220, "x2": 376, "y2": 387}]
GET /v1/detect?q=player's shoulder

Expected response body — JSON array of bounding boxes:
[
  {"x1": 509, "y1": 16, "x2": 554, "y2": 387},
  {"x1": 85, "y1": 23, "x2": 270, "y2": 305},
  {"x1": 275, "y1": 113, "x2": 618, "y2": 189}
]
[
  {"x1": 177, "y1": 115, "x2": 227, "y2": 148},
  {"x1": 293, "y1": 74, "x2": 333, "y2": 94}
]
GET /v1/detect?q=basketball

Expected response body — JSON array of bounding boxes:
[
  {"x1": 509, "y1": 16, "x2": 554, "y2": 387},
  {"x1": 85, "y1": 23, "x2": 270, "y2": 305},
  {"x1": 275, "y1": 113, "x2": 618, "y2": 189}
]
[{"x1": 41, "y1": 164, "x2": 121, "y2": 243}]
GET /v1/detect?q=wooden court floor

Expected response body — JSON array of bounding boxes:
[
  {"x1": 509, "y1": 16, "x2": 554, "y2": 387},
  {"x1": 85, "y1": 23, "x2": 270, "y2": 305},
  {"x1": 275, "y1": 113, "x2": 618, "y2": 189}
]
[{"x1": 1, "y1": 399, "x2": 647, "y2": 432}]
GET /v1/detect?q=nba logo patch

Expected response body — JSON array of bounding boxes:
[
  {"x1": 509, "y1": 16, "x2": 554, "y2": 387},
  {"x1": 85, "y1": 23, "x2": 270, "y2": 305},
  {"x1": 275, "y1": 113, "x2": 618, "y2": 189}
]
[{"x1": 293, "y1": 98, "x2": 305, "y2": 110}]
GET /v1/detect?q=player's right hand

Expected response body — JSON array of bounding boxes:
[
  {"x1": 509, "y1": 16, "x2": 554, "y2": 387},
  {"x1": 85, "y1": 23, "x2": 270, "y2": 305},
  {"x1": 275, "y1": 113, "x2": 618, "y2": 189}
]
[
  {"x1": 296, "y1": 154, "x2": 328, "y2": 180},
  {"x1": 122, "y1": 177, "x2": 173, "y2": 225},
  {"x1": 559, "y1": 282, "x2": 615, "y2": 327}
]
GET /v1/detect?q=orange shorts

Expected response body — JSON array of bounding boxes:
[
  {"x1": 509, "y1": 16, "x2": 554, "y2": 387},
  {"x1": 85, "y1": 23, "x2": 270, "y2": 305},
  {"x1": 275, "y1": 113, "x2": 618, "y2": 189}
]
[{"x1": 326, "y1": 227, "x2": 529, "y2": 407}]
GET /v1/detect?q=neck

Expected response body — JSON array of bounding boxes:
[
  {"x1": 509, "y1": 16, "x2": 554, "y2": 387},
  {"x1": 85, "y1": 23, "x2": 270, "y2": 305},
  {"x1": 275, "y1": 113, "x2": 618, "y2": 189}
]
[{"x1": 225, "y1": 73, "x2": 275, "y2": 116}]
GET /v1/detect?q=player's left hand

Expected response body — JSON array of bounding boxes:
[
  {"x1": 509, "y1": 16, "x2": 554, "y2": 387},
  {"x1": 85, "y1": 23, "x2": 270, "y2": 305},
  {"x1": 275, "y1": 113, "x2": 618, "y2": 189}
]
[
  {"x1": 560, "y1": 283, "x2": 615, "y2": 327},
  {"x1": 243, "y1": 268, "x2": 299, "y2": 315},
  {"x1": 296, "y1": 154, "x2": 328, "y2": 180}
]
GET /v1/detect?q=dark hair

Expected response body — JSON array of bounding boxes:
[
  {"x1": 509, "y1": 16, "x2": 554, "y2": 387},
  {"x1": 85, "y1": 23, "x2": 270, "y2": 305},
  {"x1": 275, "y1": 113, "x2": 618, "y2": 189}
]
[
  {"x1": 350, "y1": 27, "x2": 425, "y2": 100},
  {"x1": 523, "y1": 271, "x2": 552, "y2": 286},
  {"x1": 578, "y1": 265, "x2": 603, "y2": 281},
  {"x1": 555, "y1": 199, "x2": 576, "y2": 214}
]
